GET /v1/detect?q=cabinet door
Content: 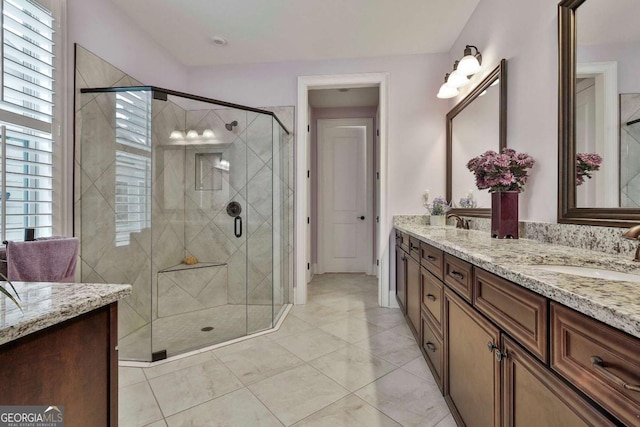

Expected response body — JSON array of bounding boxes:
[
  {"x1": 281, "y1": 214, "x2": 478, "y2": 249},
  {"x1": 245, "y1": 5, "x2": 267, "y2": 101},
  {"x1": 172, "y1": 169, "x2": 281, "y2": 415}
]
[
  {"x1": 445, "y1": 289, "x2": 500, "y2": 427},
  {"x1": 406, "y1": 255, "x2": 421, "y2": 336},
  {"x1": 395, "y1": 246, "x2": 406, "y2": 313},
  {"x1": 503, "y1": 335, "x2": 614, "y2": 427}
]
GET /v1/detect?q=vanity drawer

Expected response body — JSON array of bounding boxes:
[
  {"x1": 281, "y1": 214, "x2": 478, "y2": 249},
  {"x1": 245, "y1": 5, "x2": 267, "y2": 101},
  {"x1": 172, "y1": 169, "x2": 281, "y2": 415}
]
[
  {"x1": 409, "y1": 237, "x2": 421, "y2": 261},
  {"x1": 396, "y1": 231, "x2": 410, "y2": 253},
  {"x1": 420, "y1": 242, "x2": 444, "y2": 280},
  {"x1": 421, "y1": 267, "x2": 443, "y2": 334},
  {"x1": 551, "y1": 303, "x2": 640, "y2": 426},
  {"x1": 443, "y1": 253, "x2": 473, "y2": 303},
  {"x1": 422, "y1": 315, "x2": 444, "y2": 392},
  {"x1": 474, "y1": 268, "x2": 548, "y2": 362}
]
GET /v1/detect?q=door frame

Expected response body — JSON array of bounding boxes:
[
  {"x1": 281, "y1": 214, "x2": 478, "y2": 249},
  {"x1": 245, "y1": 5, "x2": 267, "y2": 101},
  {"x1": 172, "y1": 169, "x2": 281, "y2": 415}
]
[
  {"x1": 576, "y1": 61, "x2": 618, "y2": 207},
  {"x1": 317, "y1": 118, "x2": 374, "y2": 275},
  {"x1": 295, "y1": 73, "x2": 390, "y2": 306}
]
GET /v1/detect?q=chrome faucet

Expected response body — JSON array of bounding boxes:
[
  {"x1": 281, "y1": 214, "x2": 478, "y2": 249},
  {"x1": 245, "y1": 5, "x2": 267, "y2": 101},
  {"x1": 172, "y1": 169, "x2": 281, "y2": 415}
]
[
  {"x1": 622, "y1": 224, "x2": 640, "y2": 262},
  {"x1": 446, "y1": 213, "x2": 470, "y2": 230}
]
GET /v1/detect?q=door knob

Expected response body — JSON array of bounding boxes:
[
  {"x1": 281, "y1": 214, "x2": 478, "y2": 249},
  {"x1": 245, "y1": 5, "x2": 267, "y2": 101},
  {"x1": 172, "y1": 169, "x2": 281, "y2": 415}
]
[{"x1": 357, "y1": 216, "x2": 365, "y2": 220}]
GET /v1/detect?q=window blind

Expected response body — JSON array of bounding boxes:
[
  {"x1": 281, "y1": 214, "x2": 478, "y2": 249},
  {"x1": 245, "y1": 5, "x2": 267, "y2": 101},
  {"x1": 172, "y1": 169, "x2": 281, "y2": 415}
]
[
  {"x1": 0, "y1": 0, "x2": 55, "y2": 241},
  {"x1": 115, "y1": 90, "x2": 151, "y2": 246}
]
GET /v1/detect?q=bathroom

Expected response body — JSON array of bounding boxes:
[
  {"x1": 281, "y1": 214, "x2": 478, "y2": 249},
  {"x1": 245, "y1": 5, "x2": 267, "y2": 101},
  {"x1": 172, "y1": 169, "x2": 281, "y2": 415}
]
[{"x1": 0, "y1": 0, "x2": 639, "y2": 426}]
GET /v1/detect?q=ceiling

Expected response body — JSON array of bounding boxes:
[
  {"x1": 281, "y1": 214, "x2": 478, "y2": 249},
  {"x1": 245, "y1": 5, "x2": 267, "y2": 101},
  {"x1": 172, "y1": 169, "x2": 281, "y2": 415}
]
[
  {"x1": 309, "y1": 87, "x2": 379, "y2": 108},
  {"x1": 108, "y1": 0, "x2": 480, "y2": 66}
]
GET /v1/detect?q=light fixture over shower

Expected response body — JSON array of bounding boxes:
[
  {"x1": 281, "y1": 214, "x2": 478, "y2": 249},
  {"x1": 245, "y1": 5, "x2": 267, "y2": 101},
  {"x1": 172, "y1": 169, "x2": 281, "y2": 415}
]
[{"x1": 436, "y1": 44, "x2": 483, "y2": 99}]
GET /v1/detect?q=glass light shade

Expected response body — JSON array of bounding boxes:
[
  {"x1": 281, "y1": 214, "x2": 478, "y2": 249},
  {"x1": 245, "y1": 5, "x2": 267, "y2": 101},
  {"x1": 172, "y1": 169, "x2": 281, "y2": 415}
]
[
  {"x1": 458, "y1": 54, "x2": 481, "y2": 75},
  {"x1": 490, "y1": 78, "x2": 500, "y2": 87},
  {"x1": 202, "y1": 129, "x2": 215, "y2": 138},
  {"x1": 447, "y1": 70, "x2": 469, "y2": 88},
  {"x1": 170, "y1": 130, "x2": 184, "y2": 139},
  {"x1": 478, "y1": 89, "x2": 487, "y2": 97},
  {"x1": 186, "y1": 130, "x2": 199, "y2": 139},
  {"x1": 437, "y1": 83, "x2": 458, "y2": 99}
]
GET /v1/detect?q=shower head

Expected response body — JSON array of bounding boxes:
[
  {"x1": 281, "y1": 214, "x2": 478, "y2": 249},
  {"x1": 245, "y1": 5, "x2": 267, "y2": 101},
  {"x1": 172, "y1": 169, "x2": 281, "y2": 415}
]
[{"x1": 225, "y1": 121, "x2": 238, "y2": 131}]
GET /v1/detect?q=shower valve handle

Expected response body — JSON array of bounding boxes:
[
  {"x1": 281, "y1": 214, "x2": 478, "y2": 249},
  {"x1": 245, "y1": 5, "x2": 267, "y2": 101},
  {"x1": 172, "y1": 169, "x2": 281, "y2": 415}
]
[{"x1": 234, "y1": 216, "x2": 243, "y2": 238}]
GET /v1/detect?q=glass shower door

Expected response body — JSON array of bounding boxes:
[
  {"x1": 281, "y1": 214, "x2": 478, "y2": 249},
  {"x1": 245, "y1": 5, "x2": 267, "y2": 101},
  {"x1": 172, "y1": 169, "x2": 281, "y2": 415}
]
[{"x1": 151, "y1": 96, "x2": 249, "y2": 357}]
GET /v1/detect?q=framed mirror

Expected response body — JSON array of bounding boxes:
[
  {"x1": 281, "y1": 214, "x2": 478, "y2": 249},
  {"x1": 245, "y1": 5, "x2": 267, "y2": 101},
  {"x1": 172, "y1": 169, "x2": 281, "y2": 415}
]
[
  {"x1": 558, "y1": 0, "x2": 640, "y2": 226},
  {"x1": 447, "y1": 59, "x2": 507, "y2": 217}
]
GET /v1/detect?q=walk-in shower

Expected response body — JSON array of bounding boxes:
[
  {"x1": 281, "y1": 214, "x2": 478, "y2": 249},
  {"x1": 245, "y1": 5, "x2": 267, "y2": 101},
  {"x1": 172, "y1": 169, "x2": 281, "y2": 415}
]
[{"x1": 77, "y1": 86, "x2": 292, "y2": 361}]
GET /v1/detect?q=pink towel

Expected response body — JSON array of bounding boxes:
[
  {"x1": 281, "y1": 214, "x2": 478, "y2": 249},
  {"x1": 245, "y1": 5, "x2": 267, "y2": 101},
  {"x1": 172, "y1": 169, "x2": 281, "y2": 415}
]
[{"x1": 6, "y1": 237, "x2": 79, "y2": 282}]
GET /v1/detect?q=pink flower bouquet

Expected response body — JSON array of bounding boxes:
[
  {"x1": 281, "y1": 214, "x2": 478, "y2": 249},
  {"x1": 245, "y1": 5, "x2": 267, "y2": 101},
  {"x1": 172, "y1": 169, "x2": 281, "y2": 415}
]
[
  {"x1": 576, "y1": 152, "x2": 602, "y2": 186},
  {"x1": 466, "y1": 148, "x2": 535, "y2": 193}
]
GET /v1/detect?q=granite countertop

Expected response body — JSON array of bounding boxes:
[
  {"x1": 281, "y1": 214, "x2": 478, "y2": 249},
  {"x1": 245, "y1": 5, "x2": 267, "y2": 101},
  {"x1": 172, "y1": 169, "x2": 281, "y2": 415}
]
[
  {"x1": 394, "y1": 222, "x2": 640, "y2": 339},
  {"x1": 0, "y1": 282, "x2": 132, "y2": 346}
]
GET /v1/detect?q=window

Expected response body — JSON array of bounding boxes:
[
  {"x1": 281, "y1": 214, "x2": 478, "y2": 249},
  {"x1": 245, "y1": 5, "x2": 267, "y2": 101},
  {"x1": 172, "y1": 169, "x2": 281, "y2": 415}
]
[
  {"x1": 114, "y1": 90, "x2": 151, "y2": 246},
  {"x1": 0, "y1": 0, "x2": 56, "y2": 241}
]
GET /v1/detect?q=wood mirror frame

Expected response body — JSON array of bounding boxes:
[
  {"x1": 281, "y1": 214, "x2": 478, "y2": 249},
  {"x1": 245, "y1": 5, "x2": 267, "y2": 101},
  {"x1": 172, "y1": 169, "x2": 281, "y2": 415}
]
[
  {"x1": 446, "y1": 59, "x2": 507, "y2": 218},
  {"x1": 558, "y1": 0, "x2": 640, "y2": 226}
]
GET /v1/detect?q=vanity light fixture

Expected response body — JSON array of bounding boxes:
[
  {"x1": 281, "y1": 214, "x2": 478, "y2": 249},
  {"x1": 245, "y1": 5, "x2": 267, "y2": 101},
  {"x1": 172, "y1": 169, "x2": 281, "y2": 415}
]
[
  {"x1": 186, "y1": 130, "x2": 199, "y2": 139},
  {"x1": 458, "y1": 45, "x2": 482, "y2": 75},
  {"x1": 437, "y1": 74, "x2": 459, "y2": 99},
  {"x1": 436, "y1": 44, "x2": 483, "y2": 99},
  {"x1": 202, "y1": 129, "x2": 215, "y2": 138},
  {"x1": 447, "y1": 61, "x2": 470, "y2": 88}
]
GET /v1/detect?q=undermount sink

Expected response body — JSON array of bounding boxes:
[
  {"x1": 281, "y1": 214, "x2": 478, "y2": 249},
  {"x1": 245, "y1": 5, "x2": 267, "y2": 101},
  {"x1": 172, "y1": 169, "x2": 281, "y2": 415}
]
[{"x1": 529, "y1": 265, "x2": 640, "y2": 283}]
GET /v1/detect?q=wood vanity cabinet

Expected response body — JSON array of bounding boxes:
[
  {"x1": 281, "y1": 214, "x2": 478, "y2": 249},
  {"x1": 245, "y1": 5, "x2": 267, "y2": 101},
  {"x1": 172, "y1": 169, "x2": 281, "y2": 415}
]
[
  {"x1": 445, "y1": 288, "x2": 501, "y2": 427},
  {"x1": 502, "y1": 335, "x2": 614, "y2": 426},
  {"x1": 0, "y1": 304, "x2": 119, "y2": 427},
  {"x1": 395, "y1": 231, "x2": 422, "y2": 336},
  {"x1": 394, "y1": 230, "x2": 630, "y2": 426}
]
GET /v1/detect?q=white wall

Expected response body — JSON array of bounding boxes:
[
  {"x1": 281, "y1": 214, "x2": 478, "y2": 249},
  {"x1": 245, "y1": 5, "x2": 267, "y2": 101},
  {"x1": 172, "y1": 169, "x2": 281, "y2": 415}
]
[
  {"x1": 578, "y1": 43, "x2": 640, "y2": 93},
  {"x1": 187, "y1": 54, "x2": 451, "y2": 217},
  {"x1": 449, "y1": 0, "x2": 559, "y2": 222}
]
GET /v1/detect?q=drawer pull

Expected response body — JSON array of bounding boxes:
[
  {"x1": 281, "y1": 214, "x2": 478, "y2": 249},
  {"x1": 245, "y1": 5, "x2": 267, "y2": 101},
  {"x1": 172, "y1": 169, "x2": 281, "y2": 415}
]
[
  {"x1": 450, "y1": 271, "x2": 464, "y2": 280},
  {"x1": 591, "y1": 356, "x2": 640, "y2": 393},
  {"x1": 426, "y1": 293, "x2": 437, "y2": 301},
  {"x1": 427, "y1": 255, "x2": 437, "y2": 261},
  {"x1": 410, "y1": 243, "x2": 418, "y2": 250},
  {"x1": 425, "y1": 342, "x2": 437, "y2": 352}
]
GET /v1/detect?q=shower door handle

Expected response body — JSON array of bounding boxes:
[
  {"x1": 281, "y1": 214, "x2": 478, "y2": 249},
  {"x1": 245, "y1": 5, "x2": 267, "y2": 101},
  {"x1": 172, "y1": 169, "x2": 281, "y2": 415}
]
[{"x1": 234, "y1": 216, "x2": 243, "y2": 238}]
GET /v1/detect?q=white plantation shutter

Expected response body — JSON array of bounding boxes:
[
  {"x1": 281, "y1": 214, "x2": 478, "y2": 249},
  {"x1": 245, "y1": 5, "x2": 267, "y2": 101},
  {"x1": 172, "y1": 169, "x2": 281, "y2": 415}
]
[
  {"x1": 0, "y1": 0, "x2": 55, "y2": 241},
  {"x1": 115, "y1": 90, "x2": 151, "y2": 246}
]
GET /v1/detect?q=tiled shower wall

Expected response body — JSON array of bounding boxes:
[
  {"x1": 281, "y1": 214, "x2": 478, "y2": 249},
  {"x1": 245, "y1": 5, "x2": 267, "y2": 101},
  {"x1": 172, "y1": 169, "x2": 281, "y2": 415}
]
[
  {"x1": 621, "y1": 94, "x2": 640, "y2": 207},
  {"x1": 75, "y1": 45, "x2": 294, "y2": 360}
]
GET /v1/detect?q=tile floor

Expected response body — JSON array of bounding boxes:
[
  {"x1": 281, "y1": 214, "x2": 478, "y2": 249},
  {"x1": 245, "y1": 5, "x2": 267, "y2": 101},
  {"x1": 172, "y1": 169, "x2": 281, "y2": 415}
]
[{"x1": 119, "y1": 273, "x2": 455, "y2": 426}]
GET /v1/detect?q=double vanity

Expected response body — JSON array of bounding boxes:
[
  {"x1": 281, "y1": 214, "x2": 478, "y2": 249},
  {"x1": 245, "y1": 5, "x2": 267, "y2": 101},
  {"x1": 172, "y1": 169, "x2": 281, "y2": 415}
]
[{"x1": 394, "y1": 220, "x2": 640, "y2": 426}]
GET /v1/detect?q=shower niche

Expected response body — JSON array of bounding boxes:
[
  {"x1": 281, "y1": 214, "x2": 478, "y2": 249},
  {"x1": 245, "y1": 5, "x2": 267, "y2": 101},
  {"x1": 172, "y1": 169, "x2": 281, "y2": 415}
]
[{"x1": 77, "y1": 86, "x2": 292, "y2": 361}]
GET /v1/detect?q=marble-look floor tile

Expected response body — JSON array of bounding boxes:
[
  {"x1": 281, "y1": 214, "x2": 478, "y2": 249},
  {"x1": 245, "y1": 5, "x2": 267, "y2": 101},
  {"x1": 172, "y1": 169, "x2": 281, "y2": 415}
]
[
  {"x1": 351, "y1": 307, "x2": 406, "y2": 331},
  {"x1": 214, "y1": 336, "x2": 304, "y2": 385},
  {"x1": 386, "y1": 322, "x2": 415, "y2": 339},
  {"x1": 309, "y1": 345, "x2": 397, "y2": 392},
  {"x1": 354, "y1": 329, "x2": 422, "y2": 366},
  {"x1": 434, "y1": 414, "x2": 458, "y2": 427},
  {"x1": 248, "y1": 364, "x2": 349, "y2": 426},
  {"x1": 119, "y1": 367, "x2": 147, "y2": 388},
  {"x1": 143, "y1": 351, "x2": 216, "y2": 380},
  {"x1": 144, "y1": 421, "x2": 168, "y2": 427},
  {"x1": 148, "y1": 358, "x2": 243, "y2": 416},
  {"x1": 289, "y1": 303, "x2": 350, "y2": 324},
  {"x1": 401, "y1": 357, "x2": 437, "y2": 383},
  {"x1": 119, "y1": 381, "x2": 164, "y2": 426},
  {"x1": 319, "y1": 317, "x2": 386, "y2": 343},
  {"x1": 274, "y1": 328, "x2": 348, "y2": 362},
  {"x1": 292, "y1": 394, "x2": 401, "y2": 427},
  {"x1": 165, "y1": 388, "x2": 283, "y2": 427},
  {"x1": 355, "y1": 369, "x2": 450, "y2": 427},
  {"x1": 266, "y1": 315, "x2": 316, "y2": 340}
]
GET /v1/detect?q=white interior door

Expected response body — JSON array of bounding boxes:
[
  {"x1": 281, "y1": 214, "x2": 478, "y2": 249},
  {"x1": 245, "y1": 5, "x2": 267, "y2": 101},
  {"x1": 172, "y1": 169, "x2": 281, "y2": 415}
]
[{"x1": 318, "y1": 118, "x2": 373, "y2": 274}]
